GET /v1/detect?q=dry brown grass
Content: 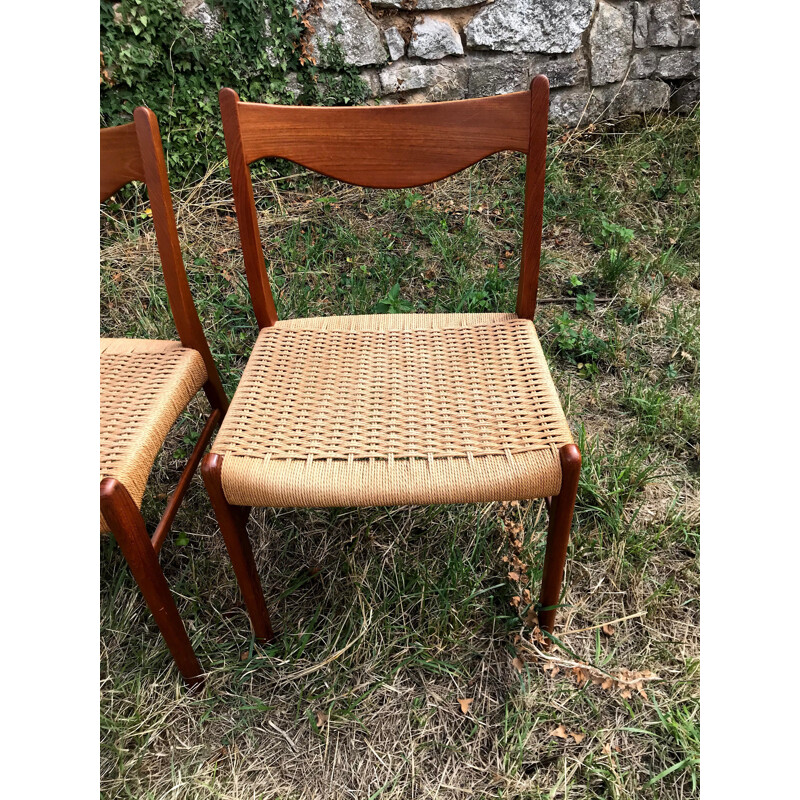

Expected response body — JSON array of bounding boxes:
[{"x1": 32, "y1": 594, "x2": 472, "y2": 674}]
[{"x1": 101, "y1": 112, "x2": 699, "y2": 799}]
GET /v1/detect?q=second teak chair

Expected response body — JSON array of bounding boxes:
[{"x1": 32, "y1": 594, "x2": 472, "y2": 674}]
[
  {"x1": 202, "y1": 76, "x2": 581, "y2": 643},
  {"x1": 100, "y1": 108, "x2": 229, "y2": 685}
]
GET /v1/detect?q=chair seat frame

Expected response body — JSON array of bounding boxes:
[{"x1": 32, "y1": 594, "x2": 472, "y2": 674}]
[
  {"x1": 203, "y1": 77, "x2": 580, "y2": 643},
  {"x1": 101, "y1": 108, "x2": 229, "y2": 685}
]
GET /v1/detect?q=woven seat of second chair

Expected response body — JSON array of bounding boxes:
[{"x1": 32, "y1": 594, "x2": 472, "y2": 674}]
[
  {"x1": 100, "y1": 339, "x2": 207, "y2": 531},
  {"x1": 211, "y1": 313, "x2": 572, "y2": 508}
]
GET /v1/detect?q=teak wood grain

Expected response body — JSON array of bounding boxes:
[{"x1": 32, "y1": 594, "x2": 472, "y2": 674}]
[
  {"x1": 201, "y1": 454, "x2": 274, "y2": 642},
  {"x1": 517, "y1": 75, "x2": 549, "y2": 320},
  {"x1": 100, "y1": 123, "x2": 145, "y2": 202},
  {"x1": 219, "y1": 89, "x2": 279, "y2": 328},
  {"x1": 132, "y1": 107, "x2": 229, "y2": 412},
  {"x1": 235, "y1": 91, "x2": 531, "y2": 187},
  {"x1": 538, "y1": 444, "x2": 581, "y2": 635},
  {"x1": 100, "y1": 479, "x2": 203, "y2": 685},
  {"x1": 151, "y1": 408, "x2": 221, "y2": 555}
]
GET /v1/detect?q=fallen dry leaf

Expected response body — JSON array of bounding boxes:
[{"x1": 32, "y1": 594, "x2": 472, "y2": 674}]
[
  {"x1": 524, "y1": 607, "x2": 539, "y2": 627},
  {"x1": 550, "y1": 724, "x2": 585, "y2": 743},
  {"x1": 508, "y1": 571, "x2": 520, "y2": 581},
  {"x1": 532, "y1": 626, "x2": 547, "y2": 645},
  {"x1": 572, "y1": 666, "x2": 590, "y2": 685},
  {"x1": 512, "y1": 657, "x2": 524, "y2": 673},
  {"x1": 458, "y1": 698, "x2": 474, "y2": 714},
  {"x1": 315, "y1": 710, "x2": 328, "y2": 727}
]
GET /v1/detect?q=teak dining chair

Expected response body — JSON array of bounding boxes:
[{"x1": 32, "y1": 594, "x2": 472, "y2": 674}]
[
  {"x1": 204, "y1": 76, "x2": 580, "y2": 643},
  {"x1": 100, "y1": 108, "x2": 229, "y2": 685}
]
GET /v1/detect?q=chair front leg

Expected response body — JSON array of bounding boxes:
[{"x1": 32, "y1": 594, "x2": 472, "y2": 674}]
[
  {"x1": 201, "y1": 454, "x2": 274, "y2": 642},
  {"x1": 538, "y1": 443, "x2": 581, "y2": 637},
  {"x1": 100, "y1": 478, "x2": 203, "y2": 686}
]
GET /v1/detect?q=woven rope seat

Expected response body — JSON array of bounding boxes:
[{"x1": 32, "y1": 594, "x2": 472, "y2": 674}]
[
  {"x1": 100, "y1": 339, "x2": 207, "y2": 532},
  {"x1": 211, "y1": 313, "x2": 572, "y2": 507}
]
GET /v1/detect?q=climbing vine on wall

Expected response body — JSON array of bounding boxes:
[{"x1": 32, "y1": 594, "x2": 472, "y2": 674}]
[{"x1": 100, "y1": 0, "x2": 368, "y2": 182}]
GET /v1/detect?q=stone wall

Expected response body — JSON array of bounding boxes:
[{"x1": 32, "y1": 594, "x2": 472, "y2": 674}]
[
  {"x1": 181, "y1": 0, "x2": 699, "y2": 123},
  {"x1": 305, "y1": 0, "x2": 699, "y2": 123}
]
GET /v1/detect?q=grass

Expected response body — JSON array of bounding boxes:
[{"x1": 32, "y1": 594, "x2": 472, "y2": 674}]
[{"x1": 100, "y1": 110, "x2": 699, "y2": 799}]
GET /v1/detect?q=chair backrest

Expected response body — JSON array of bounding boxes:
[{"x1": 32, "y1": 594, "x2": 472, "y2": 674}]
[
  {"x1": 219, "y1": 76, "x2": 550, "y2": 329},
  {"x1": 100, "y1": 109, "x2": 228, "y2": 414}
]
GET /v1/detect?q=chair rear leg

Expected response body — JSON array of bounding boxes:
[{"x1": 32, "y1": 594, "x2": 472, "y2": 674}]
[
  {"x1": 202, "y1": 454, "x2": 274, "y2": 642},
  {"x1": 100, "y1": 478, "x2": 203, "y2": 686},
  {"x1": 538, "y1": 444, "x2": 581, "y2": 637}
]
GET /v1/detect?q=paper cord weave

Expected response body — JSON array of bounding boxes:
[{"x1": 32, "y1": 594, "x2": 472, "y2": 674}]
[
  {"x1": 100, "y1": 339, "x2": 207, "y2": 531},
  {"x1": 213, "y1": 314, "x2": 572, "y2": 507}
]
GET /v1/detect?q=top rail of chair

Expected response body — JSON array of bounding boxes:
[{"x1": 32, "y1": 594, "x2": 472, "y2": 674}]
[
  {"x1": 100, "y1": 121, "x2": 146, "y2": 202},
  {"x1": 224, "y1": 80, "x2": 548, "y2": 189}
]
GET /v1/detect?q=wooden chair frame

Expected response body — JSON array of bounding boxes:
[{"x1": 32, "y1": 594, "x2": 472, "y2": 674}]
[
  {"x1": 204, "y1": 77, "x2": 580, "y2": 641},
  {"x1": 100, "y1": 108, "x2": 229, "y2": 684}
]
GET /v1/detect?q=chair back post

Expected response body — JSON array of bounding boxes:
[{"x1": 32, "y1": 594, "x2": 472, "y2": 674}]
[
  {"x1": 101, "y1": 109, "x2": 229, "y2": 414},
  {"x1": 132, "y1": 107, "x2": 230, "y2": 414},
  {"x1": 219, "y1": 81, "x2": 549, "y2": 325},
  {"x1": 516, "y1": 75, "x2": 550, "y2": 320},
  {"x1": 219, "y1": 88, "x2": 279, "y2": 329}
]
